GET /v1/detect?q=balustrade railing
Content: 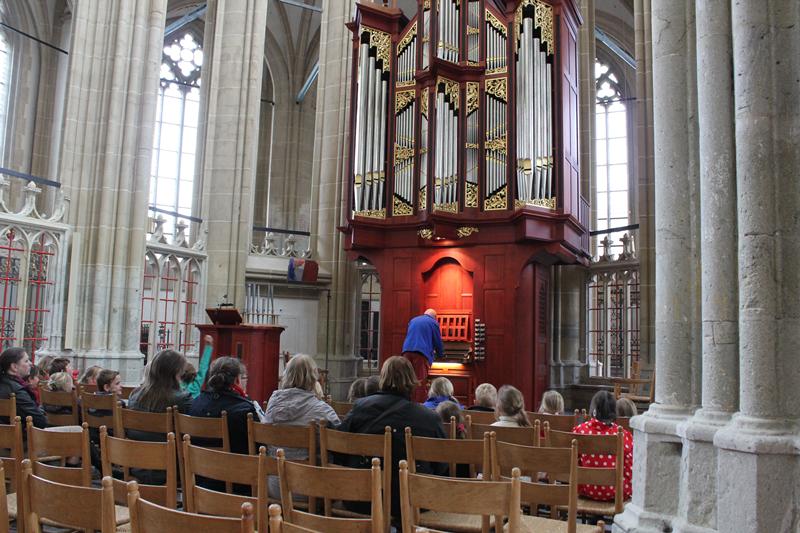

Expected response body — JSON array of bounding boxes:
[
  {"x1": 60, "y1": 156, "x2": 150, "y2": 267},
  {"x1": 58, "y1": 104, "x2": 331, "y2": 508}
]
[{"x1": 250, "y1": 226, "x2": 312, "y2": 258}]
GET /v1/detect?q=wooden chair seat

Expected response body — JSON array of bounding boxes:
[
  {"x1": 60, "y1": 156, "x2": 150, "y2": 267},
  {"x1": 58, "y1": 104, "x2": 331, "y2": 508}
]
[
  {"x1": 417, "y1": 511, "x2": 496, "y2": 532},
  {"x1": 575, "y1": 496, "x2": 621, "y2": 515},
  {"x1": 514, "y1": 516, "x2": 603, "y2": 533}
]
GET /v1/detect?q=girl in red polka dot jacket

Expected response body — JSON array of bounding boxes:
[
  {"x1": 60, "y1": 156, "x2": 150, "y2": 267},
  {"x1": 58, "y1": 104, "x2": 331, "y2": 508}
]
[{"x1": 572, "y1": 390, "x2": 633, "y2": 502}]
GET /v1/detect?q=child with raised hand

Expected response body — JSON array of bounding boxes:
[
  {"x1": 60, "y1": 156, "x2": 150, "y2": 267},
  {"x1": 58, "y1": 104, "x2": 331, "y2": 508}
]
[{"x1": 181, "y1": 335, "x2": 214, "y2": 398}]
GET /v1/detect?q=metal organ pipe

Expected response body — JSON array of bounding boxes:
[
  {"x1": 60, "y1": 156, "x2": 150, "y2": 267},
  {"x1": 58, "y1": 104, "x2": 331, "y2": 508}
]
[
  {"x1": 377, "y1": 70, "x2": 387, "y2": 209},
  {"x1": 363, "y1": 53, "x2": 376, "y2": 209},
  {"x1": 354, "y1": 36, "x2": 370, "y2": 212}
]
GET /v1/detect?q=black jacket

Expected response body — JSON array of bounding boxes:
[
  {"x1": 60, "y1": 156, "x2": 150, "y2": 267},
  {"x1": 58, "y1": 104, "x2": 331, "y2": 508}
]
[
  {"x1": 0, "y1": 374, "x2": 46, "y2": 428},
  {"x1": 338, "y1": 391, "x2": 447, "y2": 518},
  {"x1": 126, "y1": 387, "x2": 193, "y2": 442},
  {"x1": 189, "y1": 389, "x2": 258, "y2": 455}
]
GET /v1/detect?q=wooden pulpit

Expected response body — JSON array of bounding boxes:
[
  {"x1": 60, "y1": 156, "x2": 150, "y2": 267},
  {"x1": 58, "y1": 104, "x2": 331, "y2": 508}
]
[{"x1": 197, "y1": 307, "x2": 284, "y2": 403}]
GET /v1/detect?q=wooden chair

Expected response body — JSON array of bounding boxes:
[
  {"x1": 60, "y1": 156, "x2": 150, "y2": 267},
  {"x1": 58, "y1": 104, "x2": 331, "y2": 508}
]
[
  {"x1": 175, "y1": 410, "x2": 230, "y2": 491},
  {"x1": 330, "y1": 401, "x2": 353, "y2": 417},
  {"x1": 613, "y1": 363, "x2": 655, "y2": 406},
  {"x1": 79, "y1": 383, "x2": 99, "y2": 394},
  {"x1": 117, "y1": 406, "x2": 175, "y2": 439},
  {"x1": 183, "y1": 435, "x2": 268, "y2": 533},
  {"x1": 546, "y1": 427, "x2": 627, "y2": 517},
  {"x1": 442, "y1": 414, "x2": 471, "y2": 439},
  {"x1": 268, "y1": 504, "x2": 321, "y2": 532},
  {"x1": 26, "y1": 417, "x2": 92, "y2": 486},
  {"x1": 100, "y1": 426, "x2": 178, "y2": 509},
  {"x1": 39, "y1": 388, "x2": 80, "y2": 426},
  {"x1": 0, "y1": 394, "x2": 16, "y2": 424},
  {"x1": 247, "y1": 415, "x2": 316, "y2": 460},
  {"x1": 319, "y1": 423, "x2": 391, "y2": 530},
  {"x1": 277, "y1": 449, "x2": 383, "y2": 533},
  {"x1": 0, "y1": 417, "x2": 23, "y2": 531},
  {"x1": 526, "y1": 411, "x2": 578, "y2": 432},
  {"x1": 464, "y1": 410, "x2": 496, "y2": 425},
  {"x1": 0, "y1": 463, "x2": 7, "y2": 532},
  {"x1": 80, "y1": 390, "x2": 122, "y2": 434},
  {"x1": 470, "y1": 421, "x2": 540, "y2": 447},
  {"x1": 490, "y1": 435, "x2": 604, "y2": 533},
  {"x1": 20, "y1": 458, "x2": 117, "y2": 533},
  {"x1": 398, "y1": 459, "x2": 521, "y2": 533},
  {"x1": 121, "y1": 385, "x2": 137, "y2": 400},
  {"x1": 404, "y1": 428, "x2": 493, "y2": 532},
  {"x1": 616, "y1": 417, "x2": 631, "y2": 432},
  {"x1": 127, "y1": 480, "x2": 255, "y2": 533}
]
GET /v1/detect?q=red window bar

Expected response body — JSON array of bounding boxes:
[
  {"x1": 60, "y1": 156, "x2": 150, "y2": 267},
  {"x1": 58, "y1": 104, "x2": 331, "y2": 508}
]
[
  {"x1": 23, "y1": 234, "x2": 55, "y2": 359},
  {"x1": 0, "y1": 230, "x2": 22, "y2": 353},
  {"x1": 587, "y1": 273, "x2": 606, "y2": 377},
  {"x1": 178, "y1": 262, "x2": 198, "y2": 354},
  {"x1": 139, "y1": 257, "x2": 158, "y2": 357},
  {"x1": 156, "y1": 260, "x2": 179, "y2": 351},
  {"x1": 608, "y1": 274, "x2": 626, "y2": 378},
  {"x1": 627, "y1": 271, "x2": 641, "y2": 374}
]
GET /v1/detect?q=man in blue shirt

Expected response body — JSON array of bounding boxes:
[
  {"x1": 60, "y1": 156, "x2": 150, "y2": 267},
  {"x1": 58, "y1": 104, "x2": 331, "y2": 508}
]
[{"x1": 401, "y1": 309, "x2": 444, "y2": 402}]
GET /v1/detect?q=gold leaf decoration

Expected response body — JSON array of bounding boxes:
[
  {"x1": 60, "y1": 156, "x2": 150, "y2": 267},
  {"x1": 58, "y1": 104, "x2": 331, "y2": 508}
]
[
  {"x1": 484, "y1": 185, "x2": 507, "y2": 210},
  {"x1": 393, "y1": 196, "x2": 413, "y2": 216},
  {"x1": 535, "y1": 1, "x2": 554, "y2": 56},
  {"x1": 394, "y1": 144, "x2": 415, "y2": 162},
  {"x1": 466, "y1": 82, "x2": 480, "y2": 115},
  {"x1": 398, "y1": 21, "x2": 417, "y2": 54},
  {"x1": 355, "y1": 208, "x2": 387, "y2": 219},
  {"x1": 486, "y1": 9, "x2": 507, "y2": 36},
  {"x1": 485, "y1": 134, "x2": 507, "y2": 154},
  {"x1": 465, "y1": 182, "x2": 478, "y2": 208},
  {"x1": 456, "y1": 226, "x2": 479, "y2": 238},
  {"x1": 514, "y1": 197, "x2": 557, "y2": 210},
  {"x1": 423, "y1": 0, "x2": 431, "y2": 9},
  {"x1": 434, "y1": 202, "x2": 459, "y2": 213},
  {"x1": 438, "y1": 77, "x2": 459, "y2": 110},
  {"x1": 419, "y1": 187, "x2": 427, "y2": 211},
  {"x1": 395, "y1": 90, "x2": 415, "y2": 114},
  {"x1": 418, "y1": 228, "x2": 433, "y2": 239},
  {"x1": 485, "y1": 77, "x2": 507, "y2": 102},
  {"x1": 364, "y1": 27, "x2": 392, "y2": 72}
]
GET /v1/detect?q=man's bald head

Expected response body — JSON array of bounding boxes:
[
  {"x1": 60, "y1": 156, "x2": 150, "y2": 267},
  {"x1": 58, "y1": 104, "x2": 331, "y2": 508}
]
[{"x1": 424, "y1": 308, "x2": 437, "y2": 319}]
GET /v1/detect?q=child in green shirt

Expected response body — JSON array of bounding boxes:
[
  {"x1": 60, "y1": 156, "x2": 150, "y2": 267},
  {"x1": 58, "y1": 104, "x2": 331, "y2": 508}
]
[{"x1": 181, "y1": 335, "x2": 213, "y2": 398}]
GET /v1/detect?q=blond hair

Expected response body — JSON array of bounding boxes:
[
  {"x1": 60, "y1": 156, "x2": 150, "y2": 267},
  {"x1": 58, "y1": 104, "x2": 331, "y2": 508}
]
[
  {"x1": 281, "y1": 354, "x2": 319, "y2": 392},
  {"x1": 379, "y1": 356, "x2": 419, "y2": 398},
  {"x1": 616, "y1": 397, "x2": 638, "y2": 417},
  {"x1": 496, "y1": 385, "x2": 531, "y2": 427},
  {"x1": 428, "y1": 377, "x2": 454, "y2": 399},
  {"x1": 474, "y1": 383, "x2": 497, "y2": 408},
  {"x1": 538, "y1": 390, "x2": 565, "y2": 415},
  {"x1": 48, "y1": 372, "x2": 73, "y2": 393}
]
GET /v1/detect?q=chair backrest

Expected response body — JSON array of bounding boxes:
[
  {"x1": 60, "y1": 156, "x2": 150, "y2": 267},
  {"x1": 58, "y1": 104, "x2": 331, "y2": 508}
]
[
  {"x1": 117, "y1": 406, "x2": 175, "y2": 438},
  {"x1": 404, "y1": 427, "x2": 490, "y2": 478},
  {"x1": 546, "y1": 427, "x2": 625, "y2": 513},
  {"x1": 616, "y1": 417, "x2": 631, "y2": 431},
  {"x1": 79, "y1": 391, "x2": 121, "y2": 433},
  {"x1": 398, "y1": 459, "x2": 521, "y2": 533},
  {"x1": 319, "y1": 423, "x2": 391, "y2": 531},
  {"x1": 464, "y1": 410, "x2": 495, "y2": 425},
  {"x1": 491, "y1": 434, "x2": 579, "y2": 529},
  {"x1": 469, "y1": 421, "x2": 540, "y2": 447},
  {"x1": 0, "y1": 394, "x2": 16, "y2": 424},
  {"x1": 526, "y1": 411, "x2": 577, "y2": 432},
  {"x1": 26, "y1": 418, "x2": 92, "y2": 486},
  {"x1": 175, "y1": 411, "x2": 230, "y2": 450},
  {"x1": 183, "y1": 435, "x2": 267, "y2": 533},
  {"x1": 267, "y1": 504, "x2": 321, "y2": 533},
  {"x1": 21, "y1": 459, "x2": 116, "y2": 532},
  {"x1": 127, "y1": 480, "x2": 255, "y2": 533},
  {"x1": 79, "y1": 383, "x2": 98, "y2": 394},
  {"x1": 247, "y1": 414, "x2": 315, "y2": 467},
  {"x1": 277, "y1": 449, "x2": 383, "y2": 533},
  {"x1": 121, "y1": 386, "x2": 137, "y2": 400},
  {"x1": 0, "y1": 462, "x2": 6, "y2": 528},
  {"x1": 100, "y1": 426, "x2": 178, "y2": 508},
  {"x1": 329, "y1": 401, "x2": 353, "y2": 417},
  {"x1": 0, "y1": 417, "x2": 23, "y2": 531},
  {"x1": 39, "y1": 388, "x2": 80, "y2": 426}
]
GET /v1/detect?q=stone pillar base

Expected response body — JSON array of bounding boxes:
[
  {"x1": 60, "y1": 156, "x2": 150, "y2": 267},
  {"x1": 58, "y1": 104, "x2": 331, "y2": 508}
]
[
  {"x1": 713, "y1": 416, "x2": 798, "y2": 533},
  {"x1": 72, "y1": 349, "x2": 145, "y2": 385}
]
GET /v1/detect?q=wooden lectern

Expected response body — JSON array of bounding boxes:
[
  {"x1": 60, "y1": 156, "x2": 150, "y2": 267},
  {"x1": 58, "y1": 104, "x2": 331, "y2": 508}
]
[{"x1": 197, "y1": 307, "x2": 284, "y2": 403}]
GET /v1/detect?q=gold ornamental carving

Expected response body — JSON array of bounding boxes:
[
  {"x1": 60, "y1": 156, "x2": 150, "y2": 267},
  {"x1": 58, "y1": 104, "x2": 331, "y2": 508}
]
[
  {"x1": 486, "y1": 9, "x2": 507, "y2": 36},
  {"x1": 423, "y1": 0, "x2": 431, "y2": 9},
  {"x1": 364, "y1": 27, "x2": 392, "y2": 71},
  {"x1": 438, "y1": 77, "x2": 459, "y2": 110},
  {"x1": 485, "y1": 77, "x2": 507, "y2": 102},
  {"x1": 393, "y1": 196, "x2": 413, "y2": 216},
  {"x1": 420, "y1": 90, "x2": 429, "y2": 116},
  {"x1": 398, "y1": 21, "x2": 417, "y2": 54},
  {"x1": 355, "y1": 208, "x2": 387, "y2": 219},
  {"x1": 485, "y1": 134, "x2": 507, "y2": 154},
  {"x1": 466, "y1": 82, "x2": 480, "y2": 115},
  {"x1": 419, "y1": 186, "x2": 427, "y2": 211},
  {"x1": 418, "y1": 228, "x2": 433, "y2": 239},
  {"x1": 395, "y1": 90, "x2": 415, "y2": 114},
  {"x1": 394, "y1": 144, "x2": 415, "y2": 162},
  {"x1": 456, "y1": 226, "x2": 479, "y2": 238},
  {"x1": 484, "y1": 185, "x2": 508, "y2": 211},
  {"x1": 514, "y1": 197, "x2": 557, "y2": 210},
  {"x1": 434, "y1": 202, "x2": 459, "y2": 214},
  {"x1": 465, "y1": 182, "x2": 479, "y2": 208},
  {"x1": 535, "y1": 1, "x2": 554, "y2": 55}
]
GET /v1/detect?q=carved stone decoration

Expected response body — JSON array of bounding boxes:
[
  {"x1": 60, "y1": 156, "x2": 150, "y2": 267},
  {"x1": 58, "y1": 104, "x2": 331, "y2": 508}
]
[
  {"x1": 417, "y1": 228, "x2": 433, "y2": 240},
  {"x1": 456, "y1": 226, "x2": 479, "y2": 238},
  {"x1": 598, "y1": 235, "x2": 613, "y2": 261},
  {"x1": 150, "y1": 216, "x2": 167, "y2": 243},
  {"x1": 484, "y1": 185, "x2": 508, "y2": 210},
  {"x1": 192, "y1": 221, "x2": 208, "y2": 252},
  {"x1": 173, "y1": 220, "x2": 189, "y2": 248},
  {"x1": 283, "y1": 234, "x2": 298, "y2": 257},
  {"x1": 619, "y1": 232, "x2": 637, "y2": 261}
]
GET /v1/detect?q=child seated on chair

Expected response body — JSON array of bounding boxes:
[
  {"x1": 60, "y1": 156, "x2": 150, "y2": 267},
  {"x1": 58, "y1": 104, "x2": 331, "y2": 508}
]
[{"x1": 44, "y1": 372, "x2": 75, "y2": 417}]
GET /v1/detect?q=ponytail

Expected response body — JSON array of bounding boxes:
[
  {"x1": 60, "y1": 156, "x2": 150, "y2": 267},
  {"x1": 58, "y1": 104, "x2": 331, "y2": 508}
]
[
  {"x1": 496, "y1": 385, "x2": 531, "y2": 427},
  {"x1": 206, "y1": 356, "x2": 244, "y2": 392}
]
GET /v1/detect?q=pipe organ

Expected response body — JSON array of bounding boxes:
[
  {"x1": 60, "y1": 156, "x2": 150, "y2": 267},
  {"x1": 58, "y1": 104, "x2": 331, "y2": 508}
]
[{"x1": 345, "y1": 0, "x2": 587, "y2": 409}]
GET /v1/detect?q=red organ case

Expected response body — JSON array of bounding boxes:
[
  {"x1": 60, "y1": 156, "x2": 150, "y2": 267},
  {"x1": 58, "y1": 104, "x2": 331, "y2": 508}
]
[{"x1": 341, "y1": 0, "x2": 589, "y2": 408}]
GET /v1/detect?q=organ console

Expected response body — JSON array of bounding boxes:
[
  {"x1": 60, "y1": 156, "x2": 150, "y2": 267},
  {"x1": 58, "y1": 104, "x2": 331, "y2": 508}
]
[{"x1": 343, "y1": 0, "x2": 589, "y2": 408}]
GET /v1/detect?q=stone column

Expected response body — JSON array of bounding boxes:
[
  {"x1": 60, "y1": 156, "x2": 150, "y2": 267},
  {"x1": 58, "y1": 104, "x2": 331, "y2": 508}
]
[
  {"x1": 614, "y1": 1, "x2": 699, "y2": 530},
  {"x1": 578, "y1": 0, "x2": 595, "y2": 201},
  {"x1": 309, "y1": 0, "x2": 361, "y2": 399},
  {"x1": 58, "y1": 0, "x2": 167, "y2": 381},
  {"x1": 552, "y1": 266, "x2": 584, "y2": 389},
  {"x1": 714, "y1": 1, "x2": 799, "y2": 530},
  {"x1": 199, "y1": 0, "x2": 269, "y2": 308},
  {"x1": 673, "y1": 2, "x2": 738, "y2": 531}
]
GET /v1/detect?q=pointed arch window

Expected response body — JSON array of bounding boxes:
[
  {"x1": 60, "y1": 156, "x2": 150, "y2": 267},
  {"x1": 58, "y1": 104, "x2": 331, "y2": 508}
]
[
  {"x1": 594, "y1": 60, "x2": 629, "y2": 257},
  {"x1": 0, "y1": 32, "x2": 11, "y2": 164},
  {"x1": 151, "y1": 33, "x2": 202, "y2": 234}
]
